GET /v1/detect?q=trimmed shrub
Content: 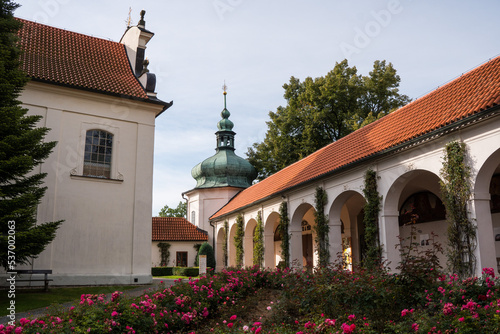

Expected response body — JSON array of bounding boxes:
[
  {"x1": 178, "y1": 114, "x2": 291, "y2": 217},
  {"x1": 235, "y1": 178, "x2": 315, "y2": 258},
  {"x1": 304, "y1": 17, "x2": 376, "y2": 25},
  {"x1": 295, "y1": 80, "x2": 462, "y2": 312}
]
[
  {"x1": 151, "y1": 267, "x2": 173, "y2": 276},
  {"x1": 172, "y1": 267, "x2": 199, "y2": 277}
]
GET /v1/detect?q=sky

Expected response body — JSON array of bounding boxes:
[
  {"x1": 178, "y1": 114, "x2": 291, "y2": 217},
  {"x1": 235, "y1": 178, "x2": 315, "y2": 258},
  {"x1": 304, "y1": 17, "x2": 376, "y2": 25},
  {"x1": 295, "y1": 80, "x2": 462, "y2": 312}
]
[{"x1": 15, "y1": 0, "x2": 500, "y2": 215}]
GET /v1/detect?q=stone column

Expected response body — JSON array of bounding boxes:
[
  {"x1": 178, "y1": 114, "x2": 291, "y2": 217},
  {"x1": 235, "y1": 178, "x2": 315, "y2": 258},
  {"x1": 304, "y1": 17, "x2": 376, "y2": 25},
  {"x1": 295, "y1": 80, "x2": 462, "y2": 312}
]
[
  {"x1": 379, "y1": 211, "x2": 401, "y2": 272},
  {"x1": 290, "y1": 226, "x2": 303, "y2": 270},
  {"x1": 264, "y1": 231, "x2": 275, "y2": 269},
  {"x1": 472, "y1": 193, "x2": 497, "y2": 275},
  {"x1": 328, "y1": 219, "x2": 343, "y2": 264}
]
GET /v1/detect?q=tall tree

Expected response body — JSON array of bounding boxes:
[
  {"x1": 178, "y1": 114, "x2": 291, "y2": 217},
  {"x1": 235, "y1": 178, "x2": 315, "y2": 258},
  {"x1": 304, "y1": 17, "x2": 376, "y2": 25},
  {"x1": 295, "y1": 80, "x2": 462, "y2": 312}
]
[
  {"x1": 247, "y1": 59, "x2": 410, "y2": 180},
  {"x1": 158, "y1": 201, "x2": 187, "y2": 218},
  {"x1": 0, "y1": 0, "x2": 62, "y2": 269}
]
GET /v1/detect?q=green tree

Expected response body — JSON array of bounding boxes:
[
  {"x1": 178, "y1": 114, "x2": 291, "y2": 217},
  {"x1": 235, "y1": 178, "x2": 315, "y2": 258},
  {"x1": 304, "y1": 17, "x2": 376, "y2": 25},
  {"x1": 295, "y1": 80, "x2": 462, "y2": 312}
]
[
  {"x1": 158, "y1": 201, "x2": 187, "y2": 218},
  {"x1": 247, "y1": 59, "x2": 410, "y2": 180},
  {"x1": 198, "y1": 242, "x2": 216, "y2": 269},
  {"x1": 0, "y1": 0, "x2": 62, "y2": 269}
]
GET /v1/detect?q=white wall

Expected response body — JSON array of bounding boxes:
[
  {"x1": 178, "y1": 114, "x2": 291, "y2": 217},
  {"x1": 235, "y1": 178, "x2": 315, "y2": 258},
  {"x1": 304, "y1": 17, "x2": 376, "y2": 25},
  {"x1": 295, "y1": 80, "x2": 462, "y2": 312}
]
[
  {"x1": 5, "y1": 82, "x2": 163, "y2": 286},
  {"x1": 152, "y1": 241, "x2": 202, "y2": 268}
]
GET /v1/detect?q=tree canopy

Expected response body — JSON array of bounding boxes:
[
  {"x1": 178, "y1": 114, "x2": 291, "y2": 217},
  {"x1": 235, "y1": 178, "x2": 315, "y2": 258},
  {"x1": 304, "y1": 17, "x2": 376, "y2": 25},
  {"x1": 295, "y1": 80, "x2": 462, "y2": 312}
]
[
  {"x1": 247, "y1": 59, "x2": 410, "y2": 180},
  {"x1": 0, "y1": 0, "x2": 62, "y2": 269},
  {"x1": 158, "y1": 201, "x2": 187, "y2": 218}
]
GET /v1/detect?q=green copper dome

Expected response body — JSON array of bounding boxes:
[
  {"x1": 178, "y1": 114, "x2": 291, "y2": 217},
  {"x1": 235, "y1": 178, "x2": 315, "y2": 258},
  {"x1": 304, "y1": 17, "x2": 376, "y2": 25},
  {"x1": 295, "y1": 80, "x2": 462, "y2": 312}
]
[{"x1": 191, "y1": 90, "x2": 257, "y2": 189}]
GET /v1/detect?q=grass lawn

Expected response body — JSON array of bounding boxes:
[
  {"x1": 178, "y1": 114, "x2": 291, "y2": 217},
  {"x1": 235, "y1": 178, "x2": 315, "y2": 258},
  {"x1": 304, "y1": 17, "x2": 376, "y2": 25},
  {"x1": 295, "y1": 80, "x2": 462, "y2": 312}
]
[{"x1": 0, "y1": 285, "x2": 137, "y2": 316}]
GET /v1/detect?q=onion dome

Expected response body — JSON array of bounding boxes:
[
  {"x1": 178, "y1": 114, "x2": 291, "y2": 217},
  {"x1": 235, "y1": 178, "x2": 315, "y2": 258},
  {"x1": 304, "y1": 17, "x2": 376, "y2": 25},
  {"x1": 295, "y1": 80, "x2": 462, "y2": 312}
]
[{"x1": 191, "y1": 85, "x2": 257, "y2": 189}]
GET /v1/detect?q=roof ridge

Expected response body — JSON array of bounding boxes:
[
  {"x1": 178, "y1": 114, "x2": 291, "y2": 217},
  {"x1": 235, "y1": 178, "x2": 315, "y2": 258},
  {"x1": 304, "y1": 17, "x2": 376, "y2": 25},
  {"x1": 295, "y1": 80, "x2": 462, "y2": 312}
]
[
  {"x1": 412, "y1": 54, "x2": 500, "y2": 101},
  {"x1": 15, "y1": 17, "x2": 117, "y2": 44}
]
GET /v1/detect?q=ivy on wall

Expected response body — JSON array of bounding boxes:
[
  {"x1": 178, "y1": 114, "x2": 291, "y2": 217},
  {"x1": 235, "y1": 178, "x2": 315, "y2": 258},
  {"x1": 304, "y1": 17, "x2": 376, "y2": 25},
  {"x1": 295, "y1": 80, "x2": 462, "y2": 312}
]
[
  {"x1": 253, "y1": 211, "x2": 264, "y2": 267},
  {"x1": 279, "y1": 201, "x2": 291, "y2": 268},
  {"x1": 223, "y1": 220, "x2": 228, "y2": 268},
  {"x1": 440, "y1": 141, "x2": 476, "y2": 278},
  {"x1": 362, "y1": 169, "x2": 383, "y2": 269},
  {"x1": 234, "y1": 213, "x2": 245, "y2": 268},
  {"x1": 157, "y1": 242, "x2": 171, "y2": 267},
  {"x1": 314, "y1": 186, "x2": 330, "y2": 267}
]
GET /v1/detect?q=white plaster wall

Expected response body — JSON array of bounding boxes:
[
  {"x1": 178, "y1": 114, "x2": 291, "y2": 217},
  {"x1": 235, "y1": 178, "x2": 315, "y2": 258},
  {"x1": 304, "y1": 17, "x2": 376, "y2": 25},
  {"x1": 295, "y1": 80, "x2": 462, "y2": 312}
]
[
  {"x1": 185, "y1": 187, "x2": 241, "y2": 246},
  {"x1": 3, "y1": 82, "x2": 162, "y2": 286},
  {"x1": 151, "y1": 241, "x2": 201, "y2": 268}
]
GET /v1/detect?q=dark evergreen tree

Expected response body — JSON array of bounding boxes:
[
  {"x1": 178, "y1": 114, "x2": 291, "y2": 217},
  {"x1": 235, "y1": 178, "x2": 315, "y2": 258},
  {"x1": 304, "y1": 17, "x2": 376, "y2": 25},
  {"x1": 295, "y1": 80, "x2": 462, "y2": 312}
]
[
  {"x1": 198, "y1": 242, "x2": 216, "y2": 269},
  {"x1": 0, "y1": 0, "x2": 61, "y2": 269}
]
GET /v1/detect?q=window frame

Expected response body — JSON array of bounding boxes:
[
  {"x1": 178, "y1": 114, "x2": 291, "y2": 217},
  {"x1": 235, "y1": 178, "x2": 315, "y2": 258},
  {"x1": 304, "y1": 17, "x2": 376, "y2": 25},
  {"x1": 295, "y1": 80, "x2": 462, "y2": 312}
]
[
  {"x1": 83, "y1": 129, "x2": 114, "y2": 179},
  {"x1": 71, "y1": 123, "x2": 122, "y2": 182},
  {"x1": 176, "y1": 251, "x2": 188, "y2": 267}
]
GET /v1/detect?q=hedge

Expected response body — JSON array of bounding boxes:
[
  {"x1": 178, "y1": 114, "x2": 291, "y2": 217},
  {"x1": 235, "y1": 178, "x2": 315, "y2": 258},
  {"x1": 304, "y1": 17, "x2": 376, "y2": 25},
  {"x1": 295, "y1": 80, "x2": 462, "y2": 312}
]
[{"x1": 152, "y1": 267, "x2": 207, "y2": 277}]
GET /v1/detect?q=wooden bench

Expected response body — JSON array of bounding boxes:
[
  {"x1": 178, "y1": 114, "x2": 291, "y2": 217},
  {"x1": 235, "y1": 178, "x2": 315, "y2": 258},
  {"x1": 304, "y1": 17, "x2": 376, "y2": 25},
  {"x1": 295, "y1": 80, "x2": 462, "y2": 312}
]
[{"x1": 14, "y1": 270, "x2": 53, "y2": 291}]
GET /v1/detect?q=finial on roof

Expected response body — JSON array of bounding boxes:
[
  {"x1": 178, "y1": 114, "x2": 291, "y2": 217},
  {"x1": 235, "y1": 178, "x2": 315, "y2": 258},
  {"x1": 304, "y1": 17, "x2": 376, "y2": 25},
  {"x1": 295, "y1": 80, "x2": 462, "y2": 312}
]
[
  {"x1": 126, "y1": 7, "x2": 133, "y2": 27},
  {"x1": 222, "y1": 81, "x2": 228, "y2": 109},
  {"x1": 139, "y1": 10, "x2": 146, "y2": 27}
]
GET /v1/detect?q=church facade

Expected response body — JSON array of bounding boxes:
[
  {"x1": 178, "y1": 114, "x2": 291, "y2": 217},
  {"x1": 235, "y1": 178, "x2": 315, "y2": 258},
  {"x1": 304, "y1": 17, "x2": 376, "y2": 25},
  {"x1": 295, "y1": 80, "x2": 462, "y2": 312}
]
[
  {"x1": 4, "y1": 13, "x2": 171, "y2": 286},
  {"x1": 201, "y1": 57, "x2": 500, "y2": 275}
]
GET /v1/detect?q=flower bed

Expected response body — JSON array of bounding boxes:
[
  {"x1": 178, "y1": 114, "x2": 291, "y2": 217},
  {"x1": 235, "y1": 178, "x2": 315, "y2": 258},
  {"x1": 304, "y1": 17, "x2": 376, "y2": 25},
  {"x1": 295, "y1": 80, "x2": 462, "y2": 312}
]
[{"x1": 2, "y1": 266, "x2": 500, "y2": 333}]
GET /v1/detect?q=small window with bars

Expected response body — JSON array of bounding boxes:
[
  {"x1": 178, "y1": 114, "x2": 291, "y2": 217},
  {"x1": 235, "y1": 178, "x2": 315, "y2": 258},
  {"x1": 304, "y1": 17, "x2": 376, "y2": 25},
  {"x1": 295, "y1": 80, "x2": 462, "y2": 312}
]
[{"x1": 83, "y1": 130, "x2": 113, "y2": 178}]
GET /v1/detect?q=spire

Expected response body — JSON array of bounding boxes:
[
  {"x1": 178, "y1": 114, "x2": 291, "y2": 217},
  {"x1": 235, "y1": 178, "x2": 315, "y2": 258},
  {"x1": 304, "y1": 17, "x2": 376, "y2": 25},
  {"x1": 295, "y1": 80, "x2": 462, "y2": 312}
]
[
  {"x1": 217, "y1": 82, "x2": 234, "y2": 135},
  {"x1": 190, "y1": 85, "x2": 257, "y2": 189}
]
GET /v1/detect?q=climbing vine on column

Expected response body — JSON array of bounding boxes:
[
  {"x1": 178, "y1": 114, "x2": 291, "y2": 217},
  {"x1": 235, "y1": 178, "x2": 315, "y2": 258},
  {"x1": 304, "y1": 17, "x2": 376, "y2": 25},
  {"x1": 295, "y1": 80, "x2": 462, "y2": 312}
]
[
  {"x1": 279, "y1": 201, "x2": 290, "y2": 268},
  {"x1": 314, "y1": 186, "x2": 330, "y2": 267},
  {"x1": 362, "y1": 169, "x2": 383, "y2": 269},
  {"x1": 234, "y1": 213, "x2": 245, "y2": 268},
  {"x1": 223, "y1": 220, "x2": 228, "y2": 267},
  {"x1": 157, "y1": 242, "x2": 171, "y2": 267},
  {"x1": 253, "y1": 211, "x2": 264, "y2": 267},
  {"x1": 440, "y1": 141, "x2": 476, "y2": 278}
]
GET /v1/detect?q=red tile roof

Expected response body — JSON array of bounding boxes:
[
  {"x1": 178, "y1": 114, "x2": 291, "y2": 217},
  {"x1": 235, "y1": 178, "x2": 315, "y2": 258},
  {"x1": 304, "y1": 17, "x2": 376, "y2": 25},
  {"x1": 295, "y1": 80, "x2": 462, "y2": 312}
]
[
  {"x1": 211, "y1": 56, "x2": 500, "y2": 220},
  {"x1": 152, "y1": 217, "x2": 208, "y2": 242},
  {"x1": 16, "y1": 18, "x2": 149, "y2": 99}
]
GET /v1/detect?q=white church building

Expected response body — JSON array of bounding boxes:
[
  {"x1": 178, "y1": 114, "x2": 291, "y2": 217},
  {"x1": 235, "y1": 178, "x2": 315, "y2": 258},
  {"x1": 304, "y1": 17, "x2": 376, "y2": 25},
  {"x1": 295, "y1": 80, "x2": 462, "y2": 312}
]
[
  {"x1": 187, "y1": 56, "x2": 500, "y2": 275},
  {"x1": 5, "y1": 12, "x2": 172, "y2": 286}
]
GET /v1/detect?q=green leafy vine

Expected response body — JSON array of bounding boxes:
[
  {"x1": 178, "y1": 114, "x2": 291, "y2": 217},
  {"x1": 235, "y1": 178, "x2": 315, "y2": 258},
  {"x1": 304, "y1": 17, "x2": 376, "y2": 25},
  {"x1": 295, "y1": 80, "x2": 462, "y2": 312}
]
[
  {"x1": 279, "y1": 201, "x2": 291, "y2": 268},
  {"x1": 157, "y1": 242, "x2": 171, "y2": 267},
  {"x1": 362, "y1": 169, "x2": 383, "y2": 269},
  {"x1": 440, "y1": 141, "x2": 476, "y2": 278},
  {"x1": 314, "y1": 186, "x2": 330, "y2": 267},
  {"x1": 223, "y1": 220, "x2": 229, "y2": 268},
  {"x1": 234, "y1": 213, "x2": 245, "y2": 268},
  {"x1": 253, "y1": 211, "x2": 264, "y2": 267}
]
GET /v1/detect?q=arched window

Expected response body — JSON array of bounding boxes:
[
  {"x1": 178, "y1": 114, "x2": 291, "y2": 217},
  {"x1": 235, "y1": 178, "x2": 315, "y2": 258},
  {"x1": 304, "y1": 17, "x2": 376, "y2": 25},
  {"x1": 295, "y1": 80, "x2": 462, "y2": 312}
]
[
  {"x1": 83, "y1": 130, "x2": 113, "y2": 178},
  {"x1": 399, "y1": 191, "x2": 446, "y2": 226}
]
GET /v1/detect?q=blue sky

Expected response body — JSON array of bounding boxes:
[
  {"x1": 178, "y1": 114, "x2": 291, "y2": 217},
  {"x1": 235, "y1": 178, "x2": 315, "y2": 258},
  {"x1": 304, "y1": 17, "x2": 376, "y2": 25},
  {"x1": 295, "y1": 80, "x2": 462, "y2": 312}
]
[{"x1": 15, "y1": 0, "x2": 500, "y2": 215}]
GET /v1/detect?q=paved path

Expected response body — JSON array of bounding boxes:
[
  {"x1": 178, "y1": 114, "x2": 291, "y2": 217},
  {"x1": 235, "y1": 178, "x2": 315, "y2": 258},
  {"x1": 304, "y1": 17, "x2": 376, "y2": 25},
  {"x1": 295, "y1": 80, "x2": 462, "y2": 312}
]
[{"x1": 1, "y1": 278, "x2": 179, "y2": 325}]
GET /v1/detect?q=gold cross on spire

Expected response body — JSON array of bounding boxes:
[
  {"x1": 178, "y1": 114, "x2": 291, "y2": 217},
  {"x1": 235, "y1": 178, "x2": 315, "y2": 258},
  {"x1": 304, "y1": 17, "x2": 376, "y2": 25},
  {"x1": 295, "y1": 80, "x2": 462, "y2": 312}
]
[
  {"x1": 126, "y1": 7, "x2": 132, "y2": 27},
  {"x1": 222, "y1": 81, "x2": 227, "y2": 95}
]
